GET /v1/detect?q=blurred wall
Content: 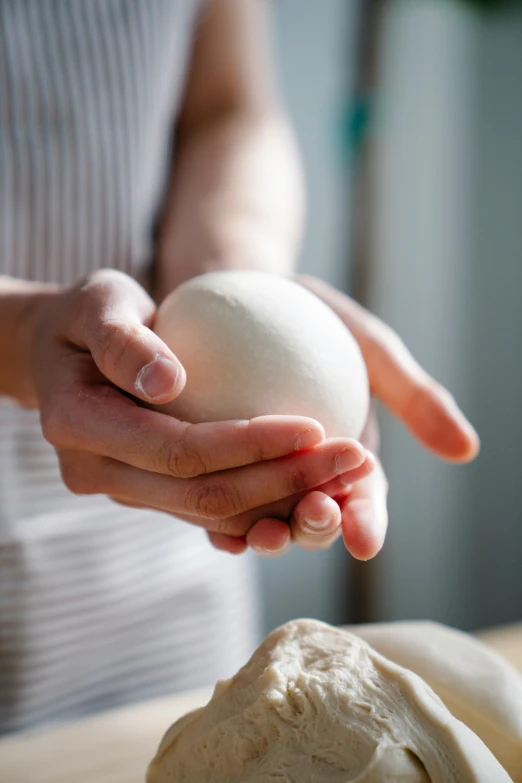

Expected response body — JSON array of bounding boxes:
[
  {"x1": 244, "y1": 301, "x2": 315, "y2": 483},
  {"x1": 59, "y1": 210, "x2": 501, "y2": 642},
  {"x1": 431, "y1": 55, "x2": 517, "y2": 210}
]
[
  {"x1": 466, "y1": 4, "x2": 522, "y2": 628},
  {"x1": 370, "y1": 0, "x2": 522, "y2": 630},
  {"x1": 259, "y1": 0, "x2": 522, "y2": 636},
  {"x1": 257, "y1": 0, "x2": 359, "y2": 633}
]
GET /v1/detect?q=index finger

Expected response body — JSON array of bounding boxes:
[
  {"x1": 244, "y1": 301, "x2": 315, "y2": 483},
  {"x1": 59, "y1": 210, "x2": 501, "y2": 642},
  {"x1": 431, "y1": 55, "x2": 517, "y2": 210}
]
[
  {"x1": 43, "y1": 353, "x2": 326, "y2": 477},
  {"x1": 297, "y1": 276, "x2": 480, "y2": 463}
]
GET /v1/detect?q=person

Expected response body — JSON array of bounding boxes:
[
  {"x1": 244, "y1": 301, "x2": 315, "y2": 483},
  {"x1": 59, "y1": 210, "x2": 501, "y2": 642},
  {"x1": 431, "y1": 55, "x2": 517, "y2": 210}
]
[{"x1": 0, "y1": 0, "x2": 479, "y2": 734}]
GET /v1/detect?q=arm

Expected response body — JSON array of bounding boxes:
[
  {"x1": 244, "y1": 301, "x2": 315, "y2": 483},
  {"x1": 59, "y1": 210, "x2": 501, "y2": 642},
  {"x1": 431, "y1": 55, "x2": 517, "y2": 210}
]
[
  {"x1": 154, "y1": 0, "x2": 363, "y2": 554},
  {"x1": 0, "y1": 2, "x2": 294, "y2": 404},
  {"x1": 2, "y1": 267, "x2": 363, "y2": 532},
  {"x1": 155, "y1": 0, "x2": 303, "y2": 297},
  {"x1": 156, "y1": 0, "x2": 479, "y2": 559},
  {"x1": 0, "y1": 2, "x2": 368, "y2": 556},
  {"x1": 0, "y1": 277, "x2": 60, "y2": 405}
]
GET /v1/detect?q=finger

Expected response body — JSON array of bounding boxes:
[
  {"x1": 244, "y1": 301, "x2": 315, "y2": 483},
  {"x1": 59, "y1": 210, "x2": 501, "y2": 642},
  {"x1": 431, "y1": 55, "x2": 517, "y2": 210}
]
[
  {"x1": 196, "y1": 452, "x2": 374, "y2": 550},
  {"x1": 198, "y1": 452, "x2": 374, "y2": 538},
  {"x1": 290, "y1": 492, "x2": 342, "y2": 551},
  {"x1": 246, "y1": 519, "x2": 291, "y2": 557},
  {"x1": 58, "y1": 438, "x2": 365, "y2": 534},
  {"x1": 340, "y1": 455, "x2": 389, "y2": 561},
  {"x1": 65, "y1": 270, "x2": 186, "y2": 404},
  {"x1": 41, "y1": 354, "x2": 326, "y2": 476},
  {"x1": 314, "y1": 453, "x2": 376, "y2": 499},
  {"x1": 205, "y1": 491, "x2": 301, "y2": 538},
  {"x1": 361, "y1": 330, "x2": 479, "y2": 463},
  {"x1": 110, "y1": 496, "x2": 148, "y2": 509},
  {"x1": 206, "y1": 532, "x2": 248, "y2": 555},
  {"x1": 359, "y1": 404, "x2": 380, "y2": 454},
  {"x1": 297, "y1": 275, "x2": 479, "y2": 463}
]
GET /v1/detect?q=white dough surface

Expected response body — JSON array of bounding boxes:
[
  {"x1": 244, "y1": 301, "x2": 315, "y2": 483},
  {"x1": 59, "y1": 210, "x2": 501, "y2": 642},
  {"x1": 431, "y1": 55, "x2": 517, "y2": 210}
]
[
  {"x1": 147, "y1": 619, "x2": 512, "y2": 782},
  {"x1": 352, "y1": 620, "x2": 522, "y2": 781},
  {"x1": 154, "y1": 271, "x2": 370, "y2": 439}
]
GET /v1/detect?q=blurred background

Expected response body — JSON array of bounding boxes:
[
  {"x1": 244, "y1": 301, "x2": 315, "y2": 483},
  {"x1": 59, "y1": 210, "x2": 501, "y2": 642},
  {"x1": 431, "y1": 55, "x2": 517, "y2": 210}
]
[{"x1": 260, "y1": 0, "x2": 522, "y2": 636}]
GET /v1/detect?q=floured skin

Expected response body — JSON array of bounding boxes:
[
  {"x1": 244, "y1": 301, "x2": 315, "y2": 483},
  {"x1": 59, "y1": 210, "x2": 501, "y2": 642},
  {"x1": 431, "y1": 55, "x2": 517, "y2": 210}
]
[{"x1": 147, "y1": 620, "x2": 512, "y2": 782}]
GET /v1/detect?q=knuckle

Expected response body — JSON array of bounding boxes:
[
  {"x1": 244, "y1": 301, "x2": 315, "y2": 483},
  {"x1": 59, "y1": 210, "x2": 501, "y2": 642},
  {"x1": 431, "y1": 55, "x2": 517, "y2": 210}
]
[
  {"x1": 79, "y1": 269, "x2": 127, "y2": 299},
  {"x1": 213, "y1": 515, "x2": 251, "y2": 537},
  {"x1": 408, "y1": 380, "x2": 443, "y2": 418},
  {"x1": 66, "y1": 271, "x2": 132, "y2": 335},
  {"x1": 289, "y1": 466, "x2": 312, "y2": 494},
  {"x1": 90, "y1": 268, "x2": 127, "y2": 286},
  {"x1": 59, "y1": 454, "x2": 96, "y2": 495},
  {"x1": 97, "y1": 321, "x2": 135, "y2": 369},
  {"x1": 432, "y1": 381, "x2": 455, "y2": 406},
  {"x1": 363, "y1": 315, "x2": 408, "y2": 362},
  {"x1": 40, "y1": 405, "x2": 70, "y2": 448},
  {"x1": 372, "y1": 321, "x2": 403, "y2": 355},
  {"x1": 71, "y1": 280, "x2": 93, "y2": 314},
  {"x1": 244, "y1": 421, "x2": 268, "y2": 462},
  {"x1": 187, "y1": 479, "x2": 243, "y2": 520},
  {"x1": 163, "y1": 427, "x2": 207, "y2": 479},
  {"x1": 71, "y1": 278, "x2": 105, "y2": 327}
]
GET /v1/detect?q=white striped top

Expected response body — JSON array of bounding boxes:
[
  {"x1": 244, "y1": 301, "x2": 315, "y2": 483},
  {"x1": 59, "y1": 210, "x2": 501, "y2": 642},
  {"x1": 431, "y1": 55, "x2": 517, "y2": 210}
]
[{"x1": 0, "y1": 0, "x2": 259, "y2": 735}]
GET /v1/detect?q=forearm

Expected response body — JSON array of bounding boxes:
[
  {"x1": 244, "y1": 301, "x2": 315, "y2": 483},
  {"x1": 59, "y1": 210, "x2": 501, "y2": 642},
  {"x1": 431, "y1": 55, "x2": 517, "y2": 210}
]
[
  {"x1": 155, "y1": 109, "x2": 305, "y2": 299},
  {"x1": 0, "y1": 277, "x2": 60, "y2": 405}
]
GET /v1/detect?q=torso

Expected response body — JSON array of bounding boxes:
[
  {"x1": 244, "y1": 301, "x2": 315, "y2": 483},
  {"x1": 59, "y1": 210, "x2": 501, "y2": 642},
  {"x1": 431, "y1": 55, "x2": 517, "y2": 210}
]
[{"x1": 0, "y1": 0, "x2": 259, "y2": 734}]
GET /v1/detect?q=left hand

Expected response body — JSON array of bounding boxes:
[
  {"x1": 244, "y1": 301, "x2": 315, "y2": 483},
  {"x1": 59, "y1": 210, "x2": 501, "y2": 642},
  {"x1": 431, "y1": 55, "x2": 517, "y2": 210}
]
[{"x1": 207, "y1": 275, "x2": 480, "y2": 560}]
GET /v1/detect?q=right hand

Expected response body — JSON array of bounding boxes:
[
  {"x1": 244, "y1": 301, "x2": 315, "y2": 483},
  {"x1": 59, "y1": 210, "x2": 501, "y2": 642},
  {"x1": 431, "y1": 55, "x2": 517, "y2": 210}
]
[{"x1": 22, "y1": 269, "x2": 371, "y2": 536}]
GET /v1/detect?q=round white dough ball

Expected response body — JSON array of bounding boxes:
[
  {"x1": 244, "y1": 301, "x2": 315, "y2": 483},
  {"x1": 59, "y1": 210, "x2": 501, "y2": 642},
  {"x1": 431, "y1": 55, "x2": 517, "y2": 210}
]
[{"x1": 154, "y1": 270, "x2": 370, "y2": 439}]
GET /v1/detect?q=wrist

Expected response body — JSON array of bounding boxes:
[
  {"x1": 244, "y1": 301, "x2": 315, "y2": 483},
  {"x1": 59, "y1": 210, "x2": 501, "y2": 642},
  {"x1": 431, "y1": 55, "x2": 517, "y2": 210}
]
[{"x1": 0, "y1": 278, "x2": 63, "y2": 406}]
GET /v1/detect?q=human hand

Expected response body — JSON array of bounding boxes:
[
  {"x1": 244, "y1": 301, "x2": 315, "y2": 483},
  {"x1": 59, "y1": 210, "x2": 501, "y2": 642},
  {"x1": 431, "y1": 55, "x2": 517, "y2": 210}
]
[
  {"x1": 22, "y1": 269, "x2": 371, "y2": 533},
  {"x1": 209, "y1": 275, "x2": 479, "y2": 560},
  {"x1": 292, "y1": 275, "x2": 480, "y2": 559}
]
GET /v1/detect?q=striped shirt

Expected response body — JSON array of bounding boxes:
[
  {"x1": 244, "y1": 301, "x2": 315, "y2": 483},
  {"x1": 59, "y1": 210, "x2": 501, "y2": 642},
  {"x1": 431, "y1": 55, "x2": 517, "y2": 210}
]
[{"x1": 0, "y1": 0, "x2": 259, "y2": 735}]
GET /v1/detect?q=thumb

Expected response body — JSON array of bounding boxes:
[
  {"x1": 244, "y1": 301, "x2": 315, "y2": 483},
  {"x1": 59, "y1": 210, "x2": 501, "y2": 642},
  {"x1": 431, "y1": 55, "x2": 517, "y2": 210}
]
[{"x1": 68, "y1": 271, "x2": 186, "y2": 403}]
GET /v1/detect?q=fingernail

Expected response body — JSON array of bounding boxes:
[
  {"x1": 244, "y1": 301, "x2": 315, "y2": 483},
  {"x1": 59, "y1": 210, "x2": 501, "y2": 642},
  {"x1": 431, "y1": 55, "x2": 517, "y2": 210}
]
[
  {"x1": 294, "y1": 427, "x2": 324, "y2": 451},
  {"x1": 303, "y1": 516, "x2": 331, "y2": 531},
  {"x1": 335, "y1": 448, "x2": 360, "y2": 474},
  {"x1": 340, "y1": 452, "x2": 376, "y2": 483},
  {"x1": 135, "y1": 355, "x2": 182, "y2": 401},
  {"x1": 252, "y1": 543, "x2": 290, "y2": 558}
]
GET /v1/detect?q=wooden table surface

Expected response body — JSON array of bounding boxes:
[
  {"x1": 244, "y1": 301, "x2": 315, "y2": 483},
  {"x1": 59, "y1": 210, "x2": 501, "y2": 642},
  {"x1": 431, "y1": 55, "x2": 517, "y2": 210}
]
[
  {"x1": 0, "y1": 688, "x2": 211, "y2": 783},
  {"x1": 1, "y1": 625, "x2": 521, "y2": 783},
  {"x1": 476, "y1": 622, "x2": 522, "y2": 672}
]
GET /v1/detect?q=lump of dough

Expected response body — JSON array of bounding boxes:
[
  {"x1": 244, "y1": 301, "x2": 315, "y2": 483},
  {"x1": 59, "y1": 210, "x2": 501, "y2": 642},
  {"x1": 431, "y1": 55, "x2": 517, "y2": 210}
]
[
  {"x1": 154, "y1": 270, "x2": 370, "y2": 439},
  {"x1": 146, "y1": 619, "x2": 512, "y2": 783},
  {"x1": 351, "y1": 621, "x2": 522, "y2": 782}
]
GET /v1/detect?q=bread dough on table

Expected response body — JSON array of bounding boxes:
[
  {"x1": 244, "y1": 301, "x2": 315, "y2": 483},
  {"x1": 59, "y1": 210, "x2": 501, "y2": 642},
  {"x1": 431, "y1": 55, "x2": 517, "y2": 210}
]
[
  {"x1": 351, "y1": 621, "x2": 522, "y2": 781},
  {"x1": 1, "y1": 622, "x2": 521, "y2": 782},
  {"x1": 147, "y1": 619, "x2": 512, "y2": 782}
]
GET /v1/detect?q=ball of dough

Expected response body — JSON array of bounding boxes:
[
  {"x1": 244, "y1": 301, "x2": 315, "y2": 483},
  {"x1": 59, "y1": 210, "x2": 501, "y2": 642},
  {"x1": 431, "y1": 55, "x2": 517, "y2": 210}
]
[
  {"x1": 154, "y1": 271, "x2": 370, "y2": 438},
  {"x1": 146, "y1": 619, "x2": 511, "y2": 783}
]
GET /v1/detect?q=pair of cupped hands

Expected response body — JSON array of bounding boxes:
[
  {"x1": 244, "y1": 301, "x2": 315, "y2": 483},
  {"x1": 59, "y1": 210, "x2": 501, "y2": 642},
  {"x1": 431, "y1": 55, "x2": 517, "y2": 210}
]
[{"x1": 29, "y1": 269, "x2": 479, "y2": 559}]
